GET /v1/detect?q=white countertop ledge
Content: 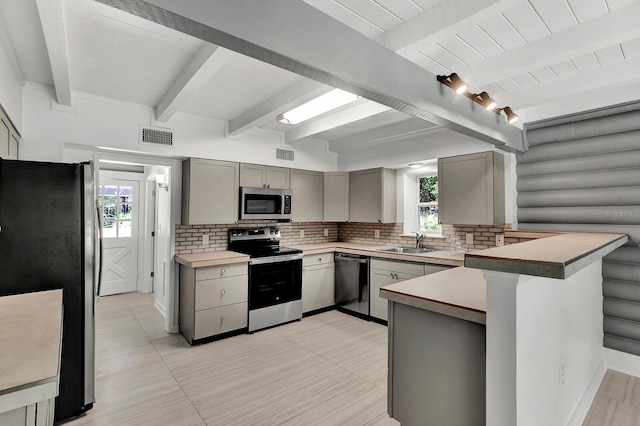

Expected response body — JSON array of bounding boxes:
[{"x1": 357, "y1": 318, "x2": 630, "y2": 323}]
[{"x1": 464, "y1": 232, "x2": 628, "y2": 279}]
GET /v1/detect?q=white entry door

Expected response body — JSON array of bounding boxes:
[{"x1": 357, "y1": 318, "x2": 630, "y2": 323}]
[{"x1": 98, "y1": 179, "x2": 139, "y2": 295}]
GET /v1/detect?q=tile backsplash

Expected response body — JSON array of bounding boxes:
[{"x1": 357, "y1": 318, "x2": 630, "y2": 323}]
[{"x1": 176, "y1": 221, "x2": 531, "y2": 255}]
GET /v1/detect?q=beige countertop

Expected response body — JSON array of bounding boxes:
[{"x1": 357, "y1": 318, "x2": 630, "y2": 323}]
[
  {"x1": 175, "y1": 242, "x2": 465, "y2": 268},
  {"x1": 289, "y1": 242, "x2": 465, "y2": 267},
  {"x1": 380, "y1": 267, "x2": 486, "y2": 324},
  {"x1": 465, "y1": 232, "x2": 628, "y2": 279},
  {"x1": 0, "y1": 289, "x2": 63, "y2": 394},
  {"x1": 175, "y1": 251, "x2": 250, "y2": 268}
]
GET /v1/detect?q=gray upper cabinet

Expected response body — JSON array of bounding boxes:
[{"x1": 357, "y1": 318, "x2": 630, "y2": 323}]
[
  {"x1": 438, "y1": 151, "x2": 505, "y2": 225},
  {"x1": 349, "y1": 168, "x2": 396, "y2": 223},
  {"x1": 240, "y1": 163, "x2": 290, "y2": 189},
  {"x1": 182, "y1": 158, "x2": 240, "y2": 225},
  {"x1": 0, "y1": 106, "x2": 19, "y2": 160},
  {"x1": 290, "y1": 169, "x2": 324, "y2": 222},
  {"x1": 323, "y1": 172, "x2": 349, "y2": 222}
]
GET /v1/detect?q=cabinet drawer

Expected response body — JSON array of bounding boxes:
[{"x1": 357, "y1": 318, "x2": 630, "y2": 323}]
[
  {"x1": 371, "y1": 259, "x2": 424, "y2": 276},
  {"x1": 303, "y1": 253, "x2": 334, "y2": 267},
  {"x1": 195, "y1": 263, "x2": 248, "y2": 281},
  {"x1": 195, "y1": 275, "x2": 248, "y2": 311},
  {"x1": 194, "y1": 302, "x2": 248, "y2": 339}
]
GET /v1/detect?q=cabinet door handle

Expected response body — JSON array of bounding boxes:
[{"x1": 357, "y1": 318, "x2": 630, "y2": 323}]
[
  {"x1": 221, "y1": 289, "x2": 226, "y2": 298},
  {"x1": 221, "y1": 269, "x2": 226, "y2": 276},
  {"x1": 220, "y1": 317, "x2": 225, "y2": 327},
  {"x1": 318, "y1": 258, "x2": 322, "y2": 263}
]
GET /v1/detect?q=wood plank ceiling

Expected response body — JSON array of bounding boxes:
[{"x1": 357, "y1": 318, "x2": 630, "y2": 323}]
[{"x1": 0, "y1": 0, "x2": 638, "y2": 156}]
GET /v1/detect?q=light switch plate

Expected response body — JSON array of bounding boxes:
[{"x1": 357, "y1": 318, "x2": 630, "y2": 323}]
[
  {"x1": 465, "y1": 233, "x2": 473, "y2": 245},
  {"x1": 324, "y1": 228, "x2": 329, "y2": 237},
  {"x1": 202, "y1": 234, "x2": 209, "y2": 245},
  {"x1": 496, "y1": 234, "x2": 504, "y2": 247},
  {"x1": 300, "y1": 229, "x2": 304, "y2": 238},
  {"x1": 375, "y1": 230, "x2": 380, "y2": 238}
]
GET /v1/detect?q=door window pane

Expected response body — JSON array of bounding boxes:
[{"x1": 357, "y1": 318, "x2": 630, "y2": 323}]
[{"x1": 98, "y1": 184, "x2": 135, "y2": 238}]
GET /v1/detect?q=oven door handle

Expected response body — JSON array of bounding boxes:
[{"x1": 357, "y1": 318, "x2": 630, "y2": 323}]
[{"x1": 249, "y1": 253, "x2": 304, "y2": 265}]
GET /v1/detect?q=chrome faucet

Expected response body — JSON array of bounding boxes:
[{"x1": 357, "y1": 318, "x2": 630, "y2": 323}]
[{"x1": 414, "y1": 232, "x2": 425, "y2": 248}]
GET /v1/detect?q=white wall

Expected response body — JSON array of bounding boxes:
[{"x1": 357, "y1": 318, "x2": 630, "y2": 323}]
[
  {"x1": 0, "y1": 37, "x2": 23, "y2": 133},
  {"x1": 21, "y1": 85, "x2": 338, "y2": 170}
]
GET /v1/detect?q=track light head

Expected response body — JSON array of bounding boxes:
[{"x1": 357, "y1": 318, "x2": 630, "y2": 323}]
[
  {"x1": 479, "y1": 92, "x2": 497, "y2": 111},
  {"x1": 449, "y1": 73, "x2": 468, "y2": 94},
  {"x1": 502, "y1": 107, "x2": 519, "y2": 124},
  {"x1": 437, "y1": 73, "x2": 468, "y2": 94}
]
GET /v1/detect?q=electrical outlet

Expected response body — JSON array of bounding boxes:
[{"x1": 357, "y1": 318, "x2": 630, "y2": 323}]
[
  {"x1": 375, "y1": 230, "x2": 380, "y2": 238},
  {"x1": 300, "y1": 229, "x2": 304, "y2": 238},
  {"x1": 324, "y1": 228, "x2": 329, "y2": 237},
  {"x1": 466, "y1": 233, "x2": 474, "y2": 245},
  {"x1": 496, "y1": 234, "x2": 504, "y2": 247},
  {"x1": 202, "y1": 234, "x2": 209, "y2": 245}
]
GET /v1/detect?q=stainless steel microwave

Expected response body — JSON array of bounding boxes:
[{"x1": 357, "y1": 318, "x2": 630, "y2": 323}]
[{"x1": 239, "y1": 186, "x2": 292, "y2": 221}]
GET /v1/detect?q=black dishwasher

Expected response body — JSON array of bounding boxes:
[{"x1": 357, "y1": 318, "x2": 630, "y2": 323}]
[{"x1": 335, "y1": 253, "x2": 370, "y2": 318}]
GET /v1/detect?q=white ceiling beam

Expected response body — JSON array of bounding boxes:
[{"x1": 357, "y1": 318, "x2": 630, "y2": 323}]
[
  {"x1": 96, "y1": 0, "x2": 524, "y2": 151},
  {"x1": 464, "y1": 2, "x2": 640, "y2": 88},
  {"x1": 329, "y1": 118, "x2": 439, "y2": 152},
  {"x1": 228, "y1": 79, "x2": 329, "y2": 135},
  {"x1": 285, "y1": 101, "x2": 391, "y2": 144},
  {"x1": 35, "y1": 0, "x2": 72, "y2": 106},
  {"x1": 0, "y1": 23, "x2": 24, "y2": 87},
  {"x1": 155, "y1": 44, "x2": 234, "y2": 122},
  {"x1": 376, "y1": 0, "x2": 521, "y2": 54}
]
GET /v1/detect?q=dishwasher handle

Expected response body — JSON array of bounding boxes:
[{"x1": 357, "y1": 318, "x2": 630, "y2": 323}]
[{"x1": 335, "y1": 253, "x2": 369, "y2": 263}]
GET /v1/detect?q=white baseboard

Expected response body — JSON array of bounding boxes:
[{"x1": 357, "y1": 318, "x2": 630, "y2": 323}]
[
  {"x1": 153, "y1": 298, "x2": 166, "y2": 318},
  {"x1": 604, "y1": 348, "x2": 640, "y2": 378},
  {"x1": 566, "y1": 358, "x2": 607, "y2": 426}
]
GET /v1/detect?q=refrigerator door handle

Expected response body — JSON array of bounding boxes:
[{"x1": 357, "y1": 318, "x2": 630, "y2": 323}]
[{"x1": 95, "y1": 204, "x2": 104, "y2": 298}]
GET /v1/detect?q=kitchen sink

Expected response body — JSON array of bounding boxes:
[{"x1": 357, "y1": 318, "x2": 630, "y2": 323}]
[{"x1": 378, "y1": 247, "x2": 433, "y2": 254}]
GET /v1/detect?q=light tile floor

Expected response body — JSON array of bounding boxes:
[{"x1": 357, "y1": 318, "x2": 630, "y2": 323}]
[
  {"x1": 64, "y1": 292, "x2": 635, "y2": 425},
  {"x1": 67, "y1": 293, "x2": 399, "y2": 426}
]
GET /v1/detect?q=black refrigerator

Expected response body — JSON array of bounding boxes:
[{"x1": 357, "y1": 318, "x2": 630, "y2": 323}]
[{"x1": 0, "y1": 158, "x2": 97, "y2": 423}]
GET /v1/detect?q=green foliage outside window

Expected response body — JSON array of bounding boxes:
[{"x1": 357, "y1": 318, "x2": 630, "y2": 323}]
[{"x1": 418, "y1": 176, "x2": 441, "y2": 233}]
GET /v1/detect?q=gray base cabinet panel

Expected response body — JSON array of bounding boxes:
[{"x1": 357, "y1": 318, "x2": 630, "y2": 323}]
[
  {"x1": 0, "y1": 106, "x2": 19, "y2": 160},
  {"x1": 302, "y1": 253, "x2": 335, "y2": 313},
  {"x1": 388, "y1": 302, "x2": 486, "y2": 426},
  {"x1": 180, "y1": 263, "x2": 248, "y2": 344},
  {"x1": 370, "y1": 259, "x2": 450, "y2": 321}
]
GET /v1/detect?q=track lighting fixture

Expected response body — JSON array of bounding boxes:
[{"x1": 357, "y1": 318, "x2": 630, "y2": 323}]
[
  {"x1": 479, "y1": 92, "x2": 496, "y2": 111},
  {"x1": 437, "y1": 72, "x2": 518, "y2": 125},
  {"x1": 436, "y1": 73, "x2": 468, "y2": 94},
  {"x1": 501, "y1": 107, "x2": 519, "y2": 124}
]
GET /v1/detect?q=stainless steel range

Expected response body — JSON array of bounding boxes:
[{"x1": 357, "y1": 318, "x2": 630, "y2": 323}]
[{"x1": 228, "y1": 227, "x2": 303, "y2": 332}]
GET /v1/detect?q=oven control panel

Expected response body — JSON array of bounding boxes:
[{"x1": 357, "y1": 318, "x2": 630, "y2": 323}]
[{"x1": 229, "y1": 226, "x2": 280, "y2": 241}]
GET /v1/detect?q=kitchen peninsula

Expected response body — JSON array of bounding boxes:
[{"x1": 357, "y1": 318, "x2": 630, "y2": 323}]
[{"x1": 381, "y1": 232, "x2": 627, "y2": 426}]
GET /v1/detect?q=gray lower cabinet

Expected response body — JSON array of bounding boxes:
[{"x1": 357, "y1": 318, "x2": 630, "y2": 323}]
[
  {"x1": 370, "y1": 259, "x2": 450, "y2": 321},
  {"x1": 302, "y1": 253, "x2": 335, "y2": 313},
  {"x1": 388, "y1": 302, "x2": 486, "y2": 425},
  {"x1": 179, "y1": 263, "x2": 248, "y2": 344}
]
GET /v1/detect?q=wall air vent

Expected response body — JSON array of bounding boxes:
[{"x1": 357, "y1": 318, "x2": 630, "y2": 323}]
[
  {"x1": 276, "y1": 148, "x2": 295, "y2": 161},
  {"x1": 140, "y1": 126, "x2": 173, "y2": 146}
]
